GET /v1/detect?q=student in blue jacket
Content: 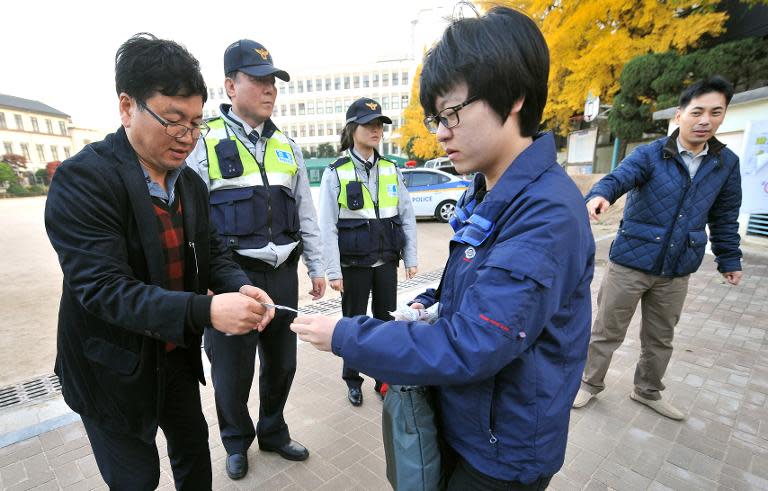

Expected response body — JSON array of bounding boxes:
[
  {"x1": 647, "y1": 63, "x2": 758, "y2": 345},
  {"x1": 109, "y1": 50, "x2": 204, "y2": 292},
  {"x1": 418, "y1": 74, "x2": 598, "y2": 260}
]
[{"x1": 291, "y1": 7, "x2": 595, "y2": 489}]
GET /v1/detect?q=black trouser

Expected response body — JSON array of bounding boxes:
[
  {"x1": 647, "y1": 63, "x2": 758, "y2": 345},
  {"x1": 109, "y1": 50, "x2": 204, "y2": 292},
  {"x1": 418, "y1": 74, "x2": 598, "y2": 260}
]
[
  {"x1": 447, "y1": 456, "x2": 551, "y2": 491},
  {"x1": 82, "y1": 348, "x2": 211, "y2": 491},
  {"x1": 341, "y1": 260, "x2": 398, "y2": 389},
  {"x1": 204, "y1": 256, "x2": 299, "y2": 455}
]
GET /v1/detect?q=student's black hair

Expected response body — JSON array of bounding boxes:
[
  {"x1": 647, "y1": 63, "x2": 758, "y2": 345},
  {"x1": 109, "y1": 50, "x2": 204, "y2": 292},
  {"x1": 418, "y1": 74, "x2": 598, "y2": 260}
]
[
  {"x1": 115, "y1": 33, "x2": 207, "y2": 104},
  {"x1": 419, "y1": 6, "x2": 549, "y2": 137},
  {"x1": 678, "y1": 76, "x2": 734, "y2": 109}
]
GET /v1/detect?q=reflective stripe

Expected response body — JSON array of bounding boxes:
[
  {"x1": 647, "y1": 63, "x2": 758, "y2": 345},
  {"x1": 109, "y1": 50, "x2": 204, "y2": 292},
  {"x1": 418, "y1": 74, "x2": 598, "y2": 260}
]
[
  {"x1": 336, "y1": 156, "x2": 400, "y2": 219},
  {"x1": 339, "y1": 207, "x2": 377, "y2": 219},
  {"x1": 204, "y1": 118, "x2": 296, "y2": 189}
]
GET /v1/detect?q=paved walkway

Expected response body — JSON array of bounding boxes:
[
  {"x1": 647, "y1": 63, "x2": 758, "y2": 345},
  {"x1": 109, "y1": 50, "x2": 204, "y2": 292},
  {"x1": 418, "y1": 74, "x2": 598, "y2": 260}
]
[{"x1": 1, "y1": 241, "x2": 767, "y2": 490}]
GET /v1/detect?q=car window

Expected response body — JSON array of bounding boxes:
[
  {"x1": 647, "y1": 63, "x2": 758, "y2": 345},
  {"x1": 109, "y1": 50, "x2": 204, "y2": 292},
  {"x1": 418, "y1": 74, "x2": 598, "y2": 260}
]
[
  {"x1": 402, "y1": 172, "x2": 412, "y2": 187},
  {"x1": 438, "y1": 175, "x2": 451, "y2": 184},
  {"x1": 409, "y1": 172, "x2": 440, "y2": 187}
]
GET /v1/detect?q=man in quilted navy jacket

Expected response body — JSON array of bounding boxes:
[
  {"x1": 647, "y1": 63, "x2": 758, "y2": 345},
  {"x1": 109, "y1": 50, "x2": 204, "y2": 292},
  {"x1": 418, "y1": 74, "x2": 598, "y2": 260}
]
[{"x1": 574, "y1": 76, "x2": 742, "y2": 420}]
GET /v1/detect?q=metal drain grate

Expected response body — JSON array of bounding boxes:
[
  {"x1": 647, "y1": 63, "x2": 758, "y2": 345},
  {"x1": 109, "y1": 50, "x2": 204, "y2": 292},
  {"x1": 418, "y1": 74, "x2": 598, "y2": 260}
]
[
  {"x1": 0, "y1": 374, "x2": 61, "y2": 409},
  {"x1": 0, "y1": 269, "x2": 444, "y2": 411},
  {"x1": 298, "y1": 268, "x2": 443, "y2": 316}
]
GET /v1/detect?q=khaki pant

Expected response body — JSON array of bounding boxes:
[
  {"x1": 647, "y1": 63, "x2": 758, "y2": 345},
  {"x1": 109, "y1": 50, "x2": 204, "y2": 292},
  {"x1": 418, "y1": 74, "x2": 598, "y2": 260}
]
[{"x1": 581, "y1": 262, "x2": 689, "y2": 400}]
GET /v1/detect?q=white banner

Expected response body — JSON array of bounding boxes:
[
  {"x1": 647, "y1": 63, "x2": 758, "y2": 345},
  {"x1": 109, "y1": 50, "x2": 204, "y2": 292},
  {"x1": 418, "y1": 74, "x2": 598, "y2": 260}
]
[{"x1": 739, "y1": 120, "x2": 768, "y2": 214}]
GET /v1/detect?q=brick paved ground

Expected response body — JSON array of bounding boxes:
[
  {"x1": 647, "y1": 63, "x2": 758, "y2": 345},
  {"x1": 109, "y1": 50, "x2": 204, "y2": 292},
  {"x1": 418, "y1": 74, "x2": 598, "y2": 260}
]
[{"x1": 1, "y1": 241, "x2": 767, "y2": 490}]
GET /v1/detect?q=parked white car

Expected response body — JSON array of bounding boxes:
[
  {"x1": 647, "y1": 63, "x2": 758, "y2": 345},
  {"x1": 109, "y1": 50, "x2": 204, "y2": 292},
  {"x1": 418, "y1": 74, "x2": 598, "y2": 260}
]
[{"x1": 402, "y1": 168, "x2": 471, "y2": 222}]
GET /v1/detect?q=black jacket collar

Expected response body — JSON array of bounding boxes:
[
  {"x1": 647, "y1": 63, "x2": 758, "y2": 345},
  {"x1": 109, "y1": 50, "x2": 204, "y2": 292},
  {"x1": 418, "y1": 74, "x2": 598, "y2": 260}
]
[{"x1": 662, "y1": 128, "x2": 726, "y2": 160}]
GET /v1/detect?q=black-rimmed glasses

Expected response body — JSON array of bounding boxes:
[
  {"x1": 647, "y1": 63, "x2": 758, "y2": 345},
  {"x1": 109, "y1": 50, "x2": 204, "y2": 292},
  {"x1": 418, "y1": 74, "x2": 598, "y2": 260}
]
[
  {"x1": 423, "y1": 96, "x2": 479, "y2": 134},
  {"x1": 137, "y1": 100, "x2": 210, "y2": 139}
]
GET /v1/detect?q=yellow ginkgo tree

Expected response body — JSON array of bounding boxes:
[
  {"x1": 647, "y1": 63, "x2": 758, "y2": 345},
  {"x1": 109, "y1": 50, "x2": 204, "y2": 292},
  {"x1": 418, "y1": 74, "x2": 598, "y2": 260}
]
[
  {"x1": 477, "y1": 0, "x2": 730, "y2": 134},
  {"x1": 396, "y1": 65, "x2": 444, "y2": 161}
]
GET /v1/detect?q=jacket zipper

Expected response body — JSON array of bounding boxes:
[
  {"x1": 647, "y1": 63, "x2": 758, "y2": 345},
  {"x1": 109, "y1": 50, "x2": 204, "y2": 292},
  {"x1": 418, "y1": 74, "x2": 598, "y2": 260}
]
[
  {"x1": 189, "y1": 241, "x2": 199, "y2": 291},
  {"x1": 657, "y1": 159, "x2": 693, "y2": 274},
  {"x1": 257, "y1": 161, "x2": 274, "y2": 243},
  {"x1": 489, "y1": 380, "x2": 498, "y2": 445}
]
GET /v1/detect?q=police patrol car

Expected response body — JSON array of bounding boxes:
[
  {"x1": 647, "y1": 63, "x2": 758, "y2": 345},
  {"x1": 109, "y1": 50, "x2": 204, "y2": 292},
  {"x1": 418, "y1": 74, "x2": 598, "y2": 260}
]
[{"x1": 402, "y1": 168, "x2": 471, "y2": 222}]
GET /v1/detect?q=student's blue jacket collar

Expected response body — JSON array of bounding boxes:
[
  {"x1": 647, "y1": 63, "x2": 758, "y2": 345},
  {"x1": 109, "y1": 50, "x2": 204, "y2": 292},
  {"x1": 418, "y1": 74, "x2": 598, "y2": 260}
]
[{"x1": 451, "y1": 132, "x2": 558, "y2": 246}]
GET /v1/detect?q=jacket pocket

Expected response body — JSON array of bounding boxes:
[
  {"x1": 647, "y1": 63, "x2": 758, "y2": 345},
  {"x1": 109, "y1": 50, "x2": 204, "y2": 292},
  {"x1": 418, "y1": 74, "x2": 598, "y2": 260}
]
[
  {"x1": 278, "y1": 186, "x2": 300, "y2": 233},
  {"x1": 210, "y1": 187, "x2": 259, "y2": 236},
  {"x1": 83, "y1": 337, "x2": 139, "y2": 376},
  {"x1": 610, "y1": 220, "x2": 666, "y2": 270},
  {"x1": 675, "y1": 229, "x2": 708, "y2": 274},
  {"x1": 337, "y1": 219, "x2": 375, "y2": 256}
]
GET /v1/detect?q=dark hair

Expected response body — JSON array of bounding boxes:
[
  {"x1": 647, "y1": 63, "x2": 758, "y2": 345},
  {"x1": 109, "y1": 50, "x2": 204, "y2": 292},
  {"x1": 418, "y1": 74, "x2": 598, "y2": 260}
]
[
  {"x1": 115, "y1": 33, "x2": 207, "y2": 103},
  {"x1": 419, "y1": 7, "x2": 549, "y2": 137},
  {"x1": 340, "y1": 123, "x2": 359, "y2": 151},
  {"x1": 679, "y1": 76, "x2": 734, "y2": 109}
]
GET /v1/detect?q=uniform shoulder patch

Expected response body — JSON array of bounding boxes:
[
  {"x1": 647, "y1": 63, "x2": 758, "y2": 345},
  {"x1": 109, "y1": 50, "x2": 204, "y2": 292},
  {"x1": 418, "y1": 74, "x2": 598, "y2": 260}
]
[{"x1": 329, "y1": 157, "x2": 351, "y2": 169}]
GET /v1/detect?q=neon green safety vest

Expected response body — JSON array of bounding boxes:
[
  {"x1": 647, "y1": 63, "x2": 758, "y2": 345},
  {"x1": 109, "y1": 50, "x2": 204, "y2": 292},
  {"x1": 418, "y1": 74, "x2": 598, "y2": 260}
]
[
  {"x1": 204, "y1": 118, "x2": 297, "y2": 191},
  {"x1": 336, "y1": 155, "x2": 400, "y2": 220}
]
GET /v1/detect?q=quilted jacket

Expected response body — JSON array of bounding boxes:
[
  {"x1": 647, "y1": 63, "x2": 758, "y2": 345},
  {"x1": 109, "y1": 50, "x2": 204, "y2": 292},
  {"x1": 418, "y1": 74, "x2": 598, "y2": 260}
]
[{"x1": 586, "y1": 129, "x2": 742, "y2": 277}]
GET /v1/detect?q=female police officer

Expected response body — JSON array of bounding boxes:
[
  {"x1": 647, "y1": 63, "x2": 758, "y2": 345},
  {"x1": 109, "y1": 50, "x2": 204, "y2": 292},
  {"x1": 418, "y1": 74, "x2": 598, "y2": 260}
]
[
  {"x1": 317, "y1": 97, "x2": 418, "y2": 407},
  {"x1": 294, "y1": 7, "x2": 595, "y2": 489}
]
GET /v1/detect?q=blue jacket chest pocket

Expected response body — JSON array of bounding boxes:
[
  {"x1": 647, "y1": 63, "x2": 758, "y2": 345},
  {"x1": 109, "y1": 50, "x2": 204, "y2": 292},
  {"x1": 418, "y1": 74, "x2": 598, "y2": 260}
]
[{"x1": 215, "y1": 139, "x2": 244, "y2": 179}]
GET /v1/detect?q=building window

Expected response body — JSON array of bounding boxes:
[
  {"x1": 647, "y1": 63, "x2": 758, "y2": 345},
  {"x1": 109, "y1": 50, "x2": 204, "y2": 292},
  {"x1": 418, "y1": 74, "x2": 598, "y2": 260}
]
[
  {"x1": 318, "y1": 125, "x2": 325, "y2": 137},
  {"x1": 288, "y1": 83, "x2": 295, "y2": 95},
  {"x1": 209, "y1": 88, "x2": 216, "y2": 99},
  {"x1": 344, "y1": 76, "x2": 350, "y2": 89},
  {"x1": 59, "y1": 121, "x2": 68, "y2": 135},
  {"x1": 382, "y1": 73, "x2": 389, "y2": 87},
  {"x1": 335, "y1": 100, "x2": 342, "y2": 113},
  {"x1": 309, "y1": 124, "x2": 315, "y2": 137},
  {"x1": 31, "y1": 117, "x2": 40, "y2": 133},
  {"x1": 290, "y1": 104, "x2": 297, "y2": 116},
  {"x1": 20, "y1": 143, "x2": 30, "y2": 160},
  {"x1": 3, "y1": 142, "x2": 12, "y2": 155},
  {"x1": 402, "y1": 95, "x2": 409, "y2": 107},
  {"x1": 297, "y1": 81, "x2": 304, "y2": 93},
  {"x1": 281, "y1": 105, "x2": 287, "y2": 115},
  {"x1": 279, "y1": 84, "x2": 286, "y2": 95},
  {"x1": 353, "y1": 75, "x2": 360, "y2": 88},
  {"x1": 402, "y1": 72, "x2": 409, "y2": 85},
  {"x1": 0, "y1": 112, "x2": 6, "y2": 129},
  {"x1": 382, "y1": 96, "x2": 390, "y2": 110},
  {"x1": 392, "y1": 97, "x2": 400, "y2": 110},
  {"x1": 316, "y1": 101, "x2": 324, "y2": 115},
  {"x1": 325, "y1": 78, "x2": 332, "y2": 90},
  {"x1": 383, "y1": 142, "x2": 390, "y2": 154},
  {"x1": 334, "y1": 77, "x2": 341, "y2": 90},
  {"x1": 218, "y1": 87, "x2": 225, "y2": 98},
  {"x1": 308, "y1": 80, "x2": 314, "y2": 92},
  {"x1": 372, "y1": 73, "x2": 379, "y2": 87},
  {"x1": 300, "y1": 126, "x2": 307, "y2": 138},
  {"x1": 307, "y1": 102, "x2": 315, "y2": 115},
  {"x1": 15, "y1": 114, "x2": 24, "y2": 130},
  {"x1": 64, "y1": 146, "x2": 71, "y2": 158},
  {"x1": 363, "y1": 74, "x2": 370, "y2": 88},
  {"x1": 327, "y1": 123, "x2": 334, "y2": 136},
  {"x1": 36, "y1": 144, "x2": 45, "y2": 161},
  {"x1": 46, "y1": 120, "x2": 54, "y2": 134},
  {"x1": 392, "y1": 72, "x2": 399, "y2": 86},
  {"x1": 298, "y1": 103, "x2": 306, "y2": 116},
  {"x1": 51, "y1": 146, "x2": 59, "y2": 160},
  {"x1": 336, "y1": 122, "x2": 342, "y2": 134}
]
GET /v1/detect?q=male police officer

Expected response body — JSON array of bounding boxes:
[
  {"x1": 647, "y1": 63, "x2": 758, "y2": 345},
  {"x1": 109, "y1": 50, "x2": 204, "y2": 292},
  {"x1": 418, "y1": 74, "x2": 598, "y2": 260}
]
[{"x1": 187, "y1": 39, "x2": 325, "y2": 480}]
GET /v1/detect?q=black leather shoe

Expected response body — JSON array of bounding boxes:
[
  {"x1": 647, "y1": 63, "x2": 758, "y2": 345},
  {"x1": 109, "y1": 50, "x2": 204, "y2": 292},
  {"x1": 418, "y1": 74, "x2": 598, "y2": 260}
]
[
  {"x1": 348, "y1": 387, "x2": 363, "y2": 406},
  {"x1": 259, "y1": 440, "x2": 310, "y2": 461},
  {"x1": 225, "y1": 453, "x2": 247, "y2": 480}
]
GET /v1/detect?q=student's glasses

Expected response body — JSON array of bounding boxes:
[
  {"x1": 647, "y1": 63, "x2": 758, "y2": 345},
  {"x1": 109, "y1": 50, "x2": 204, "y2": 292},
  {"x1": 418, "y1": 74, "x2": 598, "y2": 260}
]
[{"x1": 423, "y1": 96, "x2": 479, "y2": 134}]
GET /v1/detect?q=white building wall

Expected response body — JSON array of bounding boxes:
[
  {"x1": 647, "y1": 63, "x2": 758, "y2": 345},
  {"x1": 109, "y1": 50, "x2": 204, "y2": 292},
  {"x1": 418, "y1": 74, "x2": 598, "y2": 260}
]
[{"x1": 203, "y1": 59, "x2": 416, "y2": 157}]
